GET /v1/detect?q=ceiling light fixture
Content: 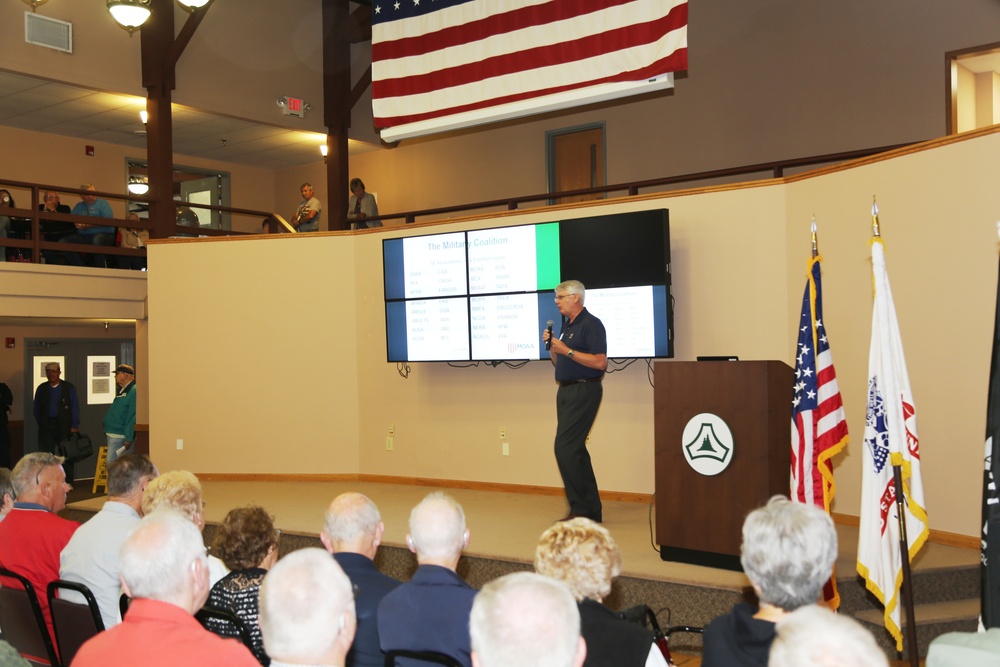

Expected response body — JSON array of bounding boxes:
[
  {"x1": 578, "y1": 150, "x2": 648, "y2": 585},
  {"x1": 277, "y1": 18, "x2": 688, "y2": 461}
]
[
  {"x1": 21, "y1": 0, "x2": 49, "y2": 11},
  {"x1": 107, "y1": 0, "x2": 152, "y2": 35},
  {"x1": 128, "y1": 175, "x2": 149, "y2": 196},
  {"x1": 176, "y1": 0, "x2": 212, "y2": 10}
]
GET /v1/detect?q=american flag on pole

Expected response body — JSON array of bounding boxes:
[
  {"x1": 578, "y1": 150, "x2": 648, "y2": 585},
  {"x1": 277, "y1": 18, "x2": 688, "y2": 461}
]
[
  {"x1": 857, "y1": 219, "x2": 929, "y2": 652},
  {"x1": 791, "y1": 251, "x2": 848, "y2": 609},
  {"x1": 371, "y1": 0, "x2": 689, "y2": 142}
]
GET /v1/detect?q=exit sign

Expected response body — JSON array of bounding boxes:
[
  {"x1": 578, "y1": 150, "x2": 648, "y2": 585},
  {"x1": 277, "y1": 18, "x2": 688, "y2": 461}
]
[{"x1": 283, "y1": 96, "x2": 305, "y2": 118}]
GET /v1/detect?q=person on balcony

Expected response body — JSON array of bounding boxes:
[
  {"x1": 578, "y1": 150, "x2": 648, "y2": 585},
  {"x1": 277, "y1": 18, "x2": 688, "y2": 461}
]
[{"x1": 59, "y1": 184, "x2": 116, "y2": 268}]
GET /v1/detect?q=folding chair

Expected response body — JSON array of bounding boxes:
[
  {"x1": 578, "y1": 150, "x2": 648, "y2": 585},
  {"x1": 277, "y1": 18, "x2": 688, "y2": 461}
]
[
  {"x1": 195, "y1": 604, "x2": 255, "y2": 651},
  {"x1": 47, "y1": 580, "x2": 106, "y2": 667},
  {"x1": 0, "y1": 567, "x2": 60, "y2": 666},
  {"x1": 383, "y1": 649, "x2": 463, "y2": 667}
]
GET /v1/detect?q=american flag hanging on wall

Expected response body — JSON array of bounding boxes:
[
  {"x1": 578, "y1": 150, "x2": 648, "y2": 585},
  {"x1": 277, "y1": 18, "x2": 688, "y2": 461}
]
[
  {"x1": 791, "y1": 252, "x2": 848, "y2": 608},
  {"x1": 371, "y1": 0, "x2": 689, "y2": 142}
]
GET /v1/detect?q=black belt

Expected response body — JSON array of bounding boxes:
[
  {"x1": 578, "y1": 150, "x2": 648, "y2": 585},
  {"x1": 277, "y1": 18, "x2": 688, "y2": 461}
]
[{"x1": 558, "y1": 377, "x2": 603, "y2": 387}]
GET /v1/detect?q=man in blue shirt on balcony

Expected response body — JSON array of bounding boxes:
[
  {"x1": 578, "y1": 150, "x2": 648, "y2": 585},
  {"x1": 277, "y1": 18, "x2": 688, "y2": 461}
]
[{"x1": 59, "y1": 184, "x2": 116, "y2": 268}]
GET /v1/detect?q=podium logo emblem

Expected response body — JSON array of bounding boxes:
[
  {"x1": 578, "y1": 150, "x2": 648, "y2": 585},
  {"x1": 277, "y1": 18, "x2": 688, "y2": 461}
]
[{"x1": 682, "y1": 413, "x2": 734, "y2": 476}]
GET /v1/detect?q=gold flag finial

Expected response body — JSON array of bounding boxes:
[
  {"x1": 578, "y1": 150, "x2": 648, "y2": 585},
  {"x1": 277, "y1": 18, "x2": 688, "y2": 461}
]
[
  {"x1": 871, "y1": 196, "x2": 881, "y2": 238},
  {"x1": 811, "y1": 216, "x2": 818, "y2": 258}
]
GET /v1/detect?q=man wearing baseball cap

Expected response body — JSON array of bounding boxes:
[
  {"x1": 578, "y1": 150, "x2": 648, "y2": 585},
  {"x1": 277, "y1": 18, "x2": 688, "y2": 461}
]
[{"x1": 104, "y1": 365, "x2": 136, "y2": 464}]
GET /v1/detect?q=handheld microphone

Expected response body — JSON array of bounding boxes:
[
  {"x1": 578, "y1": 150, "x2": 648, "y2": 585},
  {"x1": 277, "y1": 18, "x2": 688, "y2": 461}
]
[{"x1": 545, "y1": 320, "x2": 554, "y2": 350}]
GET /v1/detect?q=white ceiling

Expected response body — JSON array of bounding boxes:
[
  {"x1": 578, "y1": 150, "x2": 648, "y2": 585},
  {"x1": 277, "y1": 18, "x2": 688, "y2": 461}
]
[{"x1": 0, "y1": 70, "x2": 378, "y2": 170}]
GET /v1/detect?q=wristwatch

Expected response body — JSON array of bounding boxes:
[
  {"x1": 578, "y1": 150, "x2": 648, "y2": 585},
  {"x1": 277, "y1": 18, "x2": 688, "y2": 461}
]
[{"x1": 567, "y1": 349, "x2": 576, "y2": 359}]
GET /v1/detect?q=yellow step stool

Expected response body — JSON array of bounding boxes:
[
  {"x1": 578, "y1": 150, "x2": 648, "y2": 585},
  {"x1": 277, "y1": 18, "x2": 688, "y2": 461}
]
[{"x1": 92, "y1": 446, "x2": 109, "y2": 494}]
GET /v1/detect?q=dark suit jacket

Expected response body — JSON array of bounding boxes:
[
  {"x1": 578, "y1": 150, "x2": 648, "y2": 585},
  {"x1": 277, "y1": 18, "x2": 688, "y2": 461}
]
[
  {"x1": 334, "y1": 551, "x2": 400, "y2": 667},
  {"x1": 377, "y1": 564, "x2": 477, "y2": 667}
]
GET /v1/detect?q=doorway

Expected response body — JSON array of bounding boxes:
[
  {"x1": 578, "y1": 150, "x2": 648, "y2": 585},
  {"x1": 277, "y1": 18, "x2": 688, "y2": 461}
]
[
  {"x1": 547, "y1": 124, "x2": 607, "y2": 205},
  {"x1": 23, "y1": 338, "x2": 135, "y2": 481},
  {"x1": 946, "y1": 41, "x2": 1000, "y2": 134}
]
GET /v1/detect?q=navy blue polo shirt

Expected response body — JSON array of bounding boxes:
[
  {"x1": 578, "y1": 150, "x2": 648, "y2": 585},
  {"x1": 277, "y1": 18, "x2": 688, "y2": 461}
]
[{"x1": 554, "y1": 307, "x2": 607, "y2": 382}]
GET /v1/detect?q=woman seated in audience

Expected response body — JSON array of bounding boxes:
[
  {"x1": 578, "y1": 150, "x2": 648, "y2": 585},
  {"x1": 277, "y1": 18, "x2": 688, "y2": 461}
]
[
  {"x1": 204, "y1": 505, "x2": 280, "y2": 665},
  {"x1": 535, "y1": 518, "x2": 667, "y2": 667},
  {"x1": 700, "y1": 495, "x2": 839, "y2": 667},
  {"x1": 141, "y1": 470, "x2": 229, "y2": 585}
]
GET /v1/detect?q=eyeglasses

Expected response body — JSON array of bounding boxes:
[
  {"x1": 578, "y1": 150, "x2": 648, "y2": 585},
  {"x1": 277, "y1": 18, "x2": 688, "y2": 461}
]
[
  {"x1": 45, "y1": 195, "x2": 59, "y2": 200},
  {"x1": 554, "y1": 294, "x2": 575, "y2": 302}
]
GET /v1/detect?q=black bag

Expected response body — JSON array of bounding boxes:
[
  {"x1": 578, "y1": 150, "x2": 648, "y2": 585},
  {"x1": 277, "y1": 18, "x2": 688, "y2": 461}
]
[{"x1": 58, "y1": 432, "x2": 94, "y2": 463}]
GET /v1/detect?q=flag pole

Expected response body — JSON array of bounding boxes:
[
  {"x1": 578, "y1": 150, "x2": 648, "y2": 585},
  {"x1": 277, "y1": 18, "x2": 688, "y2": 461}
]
[
  {"x1": 811, "y1": 216, "x2": 818, "y2": 258},
  {"x1": 874, "y1": 197, "x2": 920, "y2": 667}
]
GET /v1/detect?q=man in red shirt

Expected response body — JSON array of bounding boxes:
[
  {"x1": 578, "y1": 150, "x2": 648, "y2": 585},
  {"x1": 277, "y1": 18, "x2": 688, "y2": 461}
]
[
  {"x1": 72, "y1": 509, "x2": 259, "y2": 667},
  {"x1": 0, "y1": 452, "x2": 78, "y2": 649}
]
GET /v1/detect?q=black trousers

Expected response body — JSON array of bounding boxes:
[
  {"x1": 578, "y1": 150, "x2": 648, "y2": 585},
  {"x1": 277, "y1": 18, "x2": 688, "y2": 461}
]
[
  {"x1": 554, "y1": 382, "x2": 603, "y2": 520},
  {"x1": 38, "y1": 417, "x2": 75, "y2": 484}
]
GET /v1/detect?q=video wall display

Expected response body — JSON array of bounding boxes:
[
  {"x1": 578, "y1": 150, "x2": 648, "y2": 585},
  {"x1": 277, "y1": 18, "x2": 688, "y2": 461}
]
[{"x1": 383, "y1": 209, "x2": 672, "y2": 362}]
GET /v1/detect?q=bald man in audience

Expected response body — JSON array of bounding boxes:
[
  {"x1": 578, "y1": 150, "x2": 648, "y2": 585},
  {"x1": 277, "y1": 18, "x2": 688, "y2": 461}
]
[
  {"x1": 321, "y1": 492, "x2": 400, "y2": 667},
  {"x1": 377, "y1": 492, "x2": 477, "y2": 667},
  {"x1": 59, "y1": 453, "x2": 159, "y2": 628},
  {"x1": 259, "y1": 547, "x2": 357, "y2": 667},
  {"x1": 768, "y1": 605, "x2": 888, "y2": 667},
  {"x1": 72, "y1": 509, "x2": 259, "y2": 667},
  {"x1": 0, "y1": 452, "x2": 78, "y2": 648},
  {"x1": 470, "y1": 572, "x2": 587, "y2": 667}
]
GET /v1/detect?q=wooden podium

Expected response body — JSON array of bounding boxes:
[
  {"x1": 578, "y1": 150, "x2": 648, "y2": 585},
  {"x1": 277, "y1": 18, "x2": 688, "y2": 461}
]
[{"x1": 654, "y1": 360, "x2": 793, "y2": 570}]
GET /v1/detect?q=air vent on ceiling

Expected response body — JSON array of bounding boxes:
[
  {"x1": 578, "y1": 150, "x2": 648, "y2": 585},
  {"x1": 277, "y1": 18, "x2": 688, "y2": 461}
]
[{"x1": 25, "y1": 12, "x2": 73, "y2": 54}]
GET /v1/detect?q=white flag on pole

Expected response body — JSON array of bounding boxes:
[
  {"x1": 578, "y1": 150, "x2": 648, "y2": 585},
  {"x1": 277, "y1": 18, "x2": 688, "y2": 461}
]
[{"x1": 857, "y1": 230, "x2": 929, "y2": 652}]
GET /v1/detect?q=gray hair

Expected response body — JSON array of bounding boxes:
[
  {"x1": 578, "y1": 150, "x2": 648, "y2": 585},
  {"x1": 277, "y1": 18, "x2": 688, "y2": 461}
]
[
  {"x1": 769, "y1": 605, "x2": 888, "y2": 667},
  {"x1": 259, "y1": 547, "x2": 354, "y2": 661},
  {"x1": 107, "y1": 454, "x2": 158, "y2": 498},
  {"x1": 470, "y1": 572, "x2": 581, "y2": 667},
  {"x1": 409, "y1": 492, "x2": 467, "y2": 560},
  {"x1": 740, "y1": 496, "x2": 837, "y2": 611},
  {"x1": 556, "y1": 280, "x2": 586, "y2": 305},
  {"x1": 11, "y1": 452, "x2": 65, "y2": 498},
  {"x1": 323, "y1": 492, "x2": 381, "y2": 544},
  {"x1": 120, "y1": 509, "x2": 207, "y2": 602}
]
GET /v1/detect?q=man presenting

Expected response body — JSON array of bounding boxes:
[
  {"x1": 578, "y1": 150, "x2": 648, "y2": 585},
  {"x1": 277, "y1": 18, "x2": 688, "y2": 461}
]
[
  {"x1": 33, "y1": 361, "x2": 80, "y2": 485},
  {"x1": 542, "y1": 280, "x2": 607, "y2": 524},
  {"x1": 104, "y1": 364, "x2": 137, "y2": 463}
]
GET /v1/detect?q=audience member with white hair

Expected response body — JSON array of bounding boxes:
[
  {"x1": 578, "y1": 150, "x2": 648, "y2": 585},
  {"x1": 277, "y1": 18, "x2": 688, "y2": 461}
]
[
  {"x1": 321, "y1": 492, "x2": 400, "y2": 667},
  {"x1": 72, "y1": 509, "x2": 259, "y2": 667},
  {"x1": 377, "y1": 492, "x2": 477, "y2": 667},
  {"x1": 768, "y1": 604, "x2": 888, "y2": 667},
  {"x1": 142, "y1": 469, "x2": 229, "y2": 585},
  {"x1": 470, "y1": 572, "x2": 587, "y2": 667},
  {"x1": 534, "y1": 517, "x2": 666, "y2": 667},
  {"x1": 702, "y1": 495, "x2": 839, "y2": 667},
  {"x1": 259, "y1": 547, "x2": 357, "y2": 667}
]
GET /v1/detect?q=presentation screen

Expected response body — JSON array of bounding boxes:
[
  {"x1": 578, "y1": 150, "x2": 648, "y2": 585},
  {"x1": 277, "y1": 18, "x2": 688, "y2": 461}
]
[{"x1": 383, "y1": 209, "x2": 672, "y2": 362}]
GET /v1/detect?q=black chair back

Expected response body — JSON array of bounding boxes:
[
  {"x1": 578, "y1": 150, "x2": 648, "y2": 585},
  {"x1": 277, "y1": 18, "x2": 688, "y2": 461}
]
[
  {"x1": 195, "y1": 604, "x2": 255, "y2": 650},
  {"x1": 47, "y1": 580, "x2": 106, "y2": 666},
  {"x1": 119, "y1": 593, "x2": 130, "y2": 620},
  {"x1": 383, "y1": 649, "x2": 463, "y2": 667},
  {"x1": 0, "y1": 567, "x2": 60, "y2": 666}
]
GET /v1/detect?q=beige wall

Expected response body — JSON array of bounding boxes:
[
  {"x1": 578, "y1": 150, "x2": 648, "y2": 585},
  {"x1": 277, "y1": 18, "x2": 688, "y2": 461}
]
[{"x1": 146, "y1": 128, "x2": 1000, "y2": 538}]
